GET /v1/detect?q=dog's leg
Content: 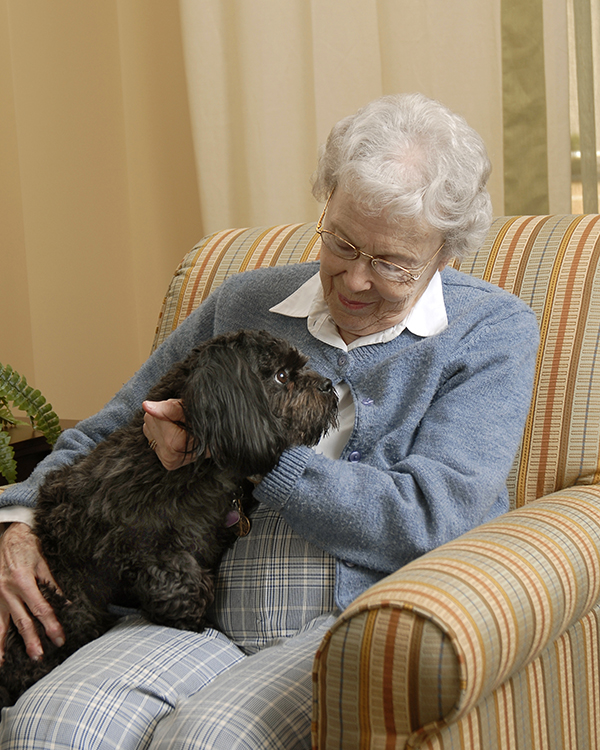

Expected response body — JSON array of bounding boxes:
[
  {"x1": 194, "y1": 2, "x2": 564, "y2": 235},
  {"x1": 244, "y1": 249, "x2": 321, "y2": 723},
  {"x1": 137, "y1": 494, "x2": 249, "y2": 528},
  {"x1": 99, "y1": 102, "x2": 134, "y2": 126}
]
[{"x1": 131, "y1": 550, "x2": 215, "y2": 633}]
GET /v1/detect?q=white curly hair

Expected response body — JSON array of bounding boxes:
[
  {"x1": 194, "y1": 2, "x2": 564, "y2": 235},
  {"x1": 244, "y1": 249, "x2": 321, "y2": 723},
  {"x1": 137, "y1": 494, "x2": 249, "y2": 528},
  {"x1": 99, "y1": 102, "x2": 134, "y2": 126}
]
[{"x1": 312, "y1": 93, "x2": 492, "y2": 261}]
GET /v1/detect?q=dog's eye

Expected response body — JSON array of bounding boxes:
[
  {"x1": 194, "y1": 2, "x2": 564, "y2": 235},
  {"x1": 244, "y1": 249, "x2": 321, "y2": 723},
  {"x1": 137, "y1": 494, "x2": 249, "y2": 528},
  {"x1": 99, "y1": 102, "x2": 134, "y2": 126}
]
[{"x1": 275, "y1": 369, "x2": 289, "y2": 385}]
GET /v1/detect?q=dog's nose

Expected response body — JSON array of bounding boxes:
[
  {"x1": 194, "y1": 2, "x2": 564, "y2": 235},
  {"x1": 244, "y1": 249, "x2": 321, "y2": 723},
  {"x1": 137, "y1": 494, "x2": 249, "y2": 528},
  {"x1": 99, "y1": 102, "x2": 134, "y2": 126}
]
[{"x1": 319, "y1": 378, "x2": 334, "y2": 393}]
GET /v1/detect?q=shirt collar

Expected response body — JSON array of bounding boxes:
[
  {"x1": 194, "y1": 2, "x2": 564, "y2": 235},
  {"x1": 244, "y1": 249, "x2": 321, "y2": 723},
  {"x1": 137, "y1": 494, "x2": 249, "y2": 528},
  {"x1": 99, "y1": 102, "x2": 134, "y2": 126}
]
[{"x1": 269, "y1": 270, "x2": 448, "y2": 352}]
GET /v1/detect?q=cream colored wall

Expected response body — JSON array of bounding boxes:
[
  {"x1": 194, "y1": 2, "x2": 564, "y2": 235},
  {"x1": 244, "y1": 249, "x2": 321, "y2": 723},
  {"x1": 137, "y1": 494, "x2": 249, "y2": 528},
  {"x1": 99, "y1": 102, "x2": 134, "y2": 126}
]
[{"x1": 1, "y1": 1, "x2": 201, "y2": 421}]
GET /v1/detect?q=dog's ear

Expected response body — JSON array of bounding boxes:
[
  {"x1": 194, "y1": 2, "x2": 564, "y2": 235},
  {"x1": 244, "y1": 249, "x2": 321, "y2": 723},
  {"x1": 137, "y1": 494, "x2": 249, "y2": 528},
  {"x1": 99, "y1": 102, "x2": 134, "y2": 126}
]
[{"x1": 180, "y1": 345, "x2": 286, "y2": 476}]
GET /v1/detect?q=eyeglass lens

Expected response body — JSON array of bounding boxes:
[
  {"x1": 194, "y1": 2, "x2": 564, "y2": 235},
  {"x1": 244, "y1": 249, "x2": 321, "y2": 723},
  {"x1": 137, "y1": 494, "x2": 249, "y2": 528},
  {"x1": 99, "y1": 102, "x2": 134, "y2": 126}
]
[{"x1": 320, "y1": 231, "x2": 415, "y2": 282}]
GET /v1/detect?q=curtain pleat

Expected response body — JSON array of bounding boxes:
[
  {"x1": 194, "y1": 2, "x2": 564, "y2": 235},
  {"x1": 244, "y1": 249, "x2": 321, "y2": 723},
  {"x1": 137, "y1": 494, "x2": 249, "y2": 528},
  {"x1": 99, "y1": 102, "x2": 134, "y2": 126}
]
[
  {"x1": 1, "y1": 0, "x2": 201, "y2": 420},
  {"x1": 501, "y1": 0, "x2": 550, "y2": 214},
  {"x1": 179, "y1": 0, "x2": 510, "y2": 232},
  {"x1": 571, "y1": 0, "x2": 599, "y2": 212}
]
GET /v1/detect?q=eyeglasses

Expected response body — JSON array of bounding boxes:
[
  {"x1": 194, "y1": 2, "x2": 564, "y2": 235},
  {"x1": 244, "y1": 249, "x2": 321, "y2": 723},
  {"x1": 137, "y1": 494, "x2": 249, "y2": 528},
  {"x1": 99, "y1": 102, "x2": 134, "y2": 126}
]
[{"x1": 315, "y1": 190, "x2": 445, "y2": 284}]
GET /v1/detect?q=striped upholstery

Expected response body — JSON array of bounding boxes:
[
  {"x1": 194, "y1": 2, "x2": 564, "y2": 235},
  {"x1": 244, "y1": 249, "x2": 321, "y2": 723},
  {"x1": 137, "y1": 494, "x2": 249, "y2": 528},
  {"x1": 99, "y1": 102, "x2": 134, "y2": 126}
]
[
  {"x1": 313, "y1": 487, "x2": 600, "y2": 749},
  {"x1": 152, "y1": 223, "x2": 322, "y2": 350},
  {"x1": 455, "y1": 215, "x2": 600, "y2": 508},
  {"x1": 150, "y1": 215, "x2": 600, "y2": 749}
]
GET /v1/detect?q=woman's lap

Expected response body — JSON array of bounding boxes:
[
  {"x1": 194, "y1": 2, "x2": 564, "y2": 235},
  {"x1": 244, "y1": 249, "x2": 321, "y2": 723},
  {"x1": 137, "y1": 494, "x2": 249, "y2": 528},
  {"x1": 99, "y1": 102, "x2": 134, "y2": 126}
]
[
  {"x1": 149, "y1": 613, "x2": 337, "y2": 750},
  {"x1": 0, "y1": 508, "x2": 338, "y2": 749},
  {"x1": 0, "y1": 613, "x2": 336, "y2": 750},
  {"x1": 0, "y1": 617, "x2": 245, "y2": 750}
]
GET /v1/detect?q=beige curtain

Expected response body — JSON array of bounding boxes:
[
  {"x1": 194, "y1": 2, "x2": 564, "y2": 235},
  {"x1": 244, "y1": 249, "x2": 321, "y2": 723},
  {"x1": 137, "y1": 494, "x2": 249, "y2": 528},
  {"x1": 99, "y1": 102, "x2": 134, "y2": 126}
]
[
  {"x1": 180, "y1": 0, "x2": 572, "y2": 232},
  {"x1": 1, "y1": 0, "x2": 575, "y2": 422},
  {"x1": 180, "y1": 0, "x2": 507, "y2": 233}
]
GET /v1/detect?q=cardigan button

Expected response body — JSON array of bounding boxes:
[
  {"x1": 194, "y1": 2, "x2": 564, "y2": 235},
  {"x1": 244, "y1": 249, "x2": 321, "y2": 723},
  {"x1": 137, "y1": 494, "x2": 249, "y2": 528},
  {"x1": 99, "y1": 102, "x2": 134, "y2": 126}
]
[
  {"x1": 337, "y1": 354, "x2": 348, "y2": 367},
  {"x1": 361, "y1": 397, "x2": 374, "y2": 405},
  {"x1": 348, "y1": 450, "x2": 361, "y2": 462}
]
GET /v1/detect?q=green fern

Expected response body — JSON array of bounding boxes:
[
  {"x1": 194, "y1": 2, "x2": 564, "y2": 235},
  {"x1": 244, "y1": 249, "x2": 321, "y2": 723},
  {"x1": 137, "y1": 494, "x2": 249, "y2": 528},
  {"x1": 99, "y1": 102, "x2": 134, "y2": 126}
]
[
  {"x1": 0, "y1": 363, "x2": 61, "y2": 484},
  {"x1": 0, "y1": 399, "x2": 23, "y2": 428},
  {"x1": 0, "y1": 431, "x2": 16, "y2": 484}
]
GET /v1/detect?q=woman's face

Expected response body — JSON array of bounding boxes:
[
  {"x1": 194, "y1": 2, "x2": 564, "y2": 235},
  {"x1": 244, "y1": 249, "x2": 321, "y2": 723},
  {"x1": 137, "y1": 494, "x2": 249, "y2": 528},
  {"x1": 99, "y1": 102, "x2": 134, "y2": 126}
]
[{"x1": 318, "y1": 190, "x2": 447, "y2": 344}]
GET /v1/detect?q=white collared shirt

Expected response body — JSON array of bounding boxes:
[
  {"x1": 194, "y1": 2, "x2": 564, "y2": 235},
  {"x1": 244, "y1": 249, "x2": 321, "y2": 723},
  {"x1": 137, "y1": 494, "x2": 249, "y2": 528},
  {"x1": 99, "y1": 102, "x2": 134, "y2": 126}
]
[{"x1": 270, "y1": 271, "x2": 448, "y2": 459}]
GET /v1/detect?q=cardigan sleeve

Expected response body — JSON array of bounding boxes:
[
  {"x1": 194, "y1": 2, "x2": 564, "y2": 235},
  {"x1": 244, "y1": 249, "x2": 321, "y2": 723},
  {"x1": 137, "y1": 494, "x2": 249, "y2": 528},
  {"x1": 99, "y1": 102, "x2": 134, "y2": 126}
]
[{"x1": 254, "y1": 298, "x2": 540, "y2": 576}]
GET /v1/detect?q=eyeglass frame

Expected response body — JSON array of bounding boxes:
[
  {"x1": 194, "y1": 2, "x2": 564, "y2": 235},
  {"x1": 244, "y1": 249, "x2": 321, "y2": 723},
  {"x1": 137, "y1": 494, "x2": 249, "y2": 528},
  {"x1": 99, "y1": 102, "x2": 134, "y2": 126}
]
[{"x1": 315, "y1": 189, "x2": 446, "y2": 283}]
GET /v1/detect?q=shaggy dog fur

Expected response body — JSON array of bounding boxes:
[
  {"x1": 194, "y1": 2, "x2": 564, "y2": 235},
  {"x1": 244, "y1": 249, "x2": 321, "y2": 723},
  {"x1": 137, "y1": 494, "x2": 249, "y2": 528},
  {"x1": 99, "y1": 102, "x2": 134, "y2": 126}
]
[{"x1": 0, "y1": 329, "x2": 338, "y2": 709}]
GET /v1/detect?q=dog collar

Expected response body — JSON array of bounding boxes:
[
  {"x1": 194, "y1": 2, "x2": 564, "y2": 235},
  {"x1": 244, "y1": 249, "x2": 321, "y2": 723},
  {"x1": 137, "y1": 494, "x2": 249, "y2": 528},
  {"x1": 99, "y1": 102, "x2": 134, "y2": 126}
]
[{"x1": 226, "y1": 496, "x2": 251, "y2": 537}]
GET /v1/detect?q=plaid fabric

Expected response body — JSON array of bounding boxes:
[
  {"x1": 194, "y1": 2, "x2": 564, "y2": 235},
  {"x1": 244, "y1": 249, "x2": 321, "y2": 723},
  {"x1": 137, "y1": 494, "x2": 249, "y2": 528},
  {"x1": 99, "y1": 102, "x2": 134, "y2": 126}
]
[
  {"x1": 0, "y1": 618, "x2": 245, "y2": 749},
  {"x1": 0, "y1": 509, "x2": 337, "y2": 749},
  {"x1": 0, "y1": 613, "x2": 337, "y2": 750},
  {"x1": 150, "y1": 613, "x2": 338, "y2": 750},
  {"x1": 209, "y1": 505, "x2": 337, "y2": 654}
]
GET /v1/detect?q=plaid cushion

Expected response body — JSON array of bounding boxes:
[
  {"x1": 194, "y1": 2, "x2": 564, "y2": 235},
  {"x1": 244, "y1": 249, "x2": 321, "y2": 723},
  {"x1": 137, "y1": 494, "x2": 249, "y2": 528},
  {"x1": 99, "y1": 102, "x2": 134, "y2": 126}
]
[{"x1": 209, "y1": 505, "x2": 337, "y2": 654}]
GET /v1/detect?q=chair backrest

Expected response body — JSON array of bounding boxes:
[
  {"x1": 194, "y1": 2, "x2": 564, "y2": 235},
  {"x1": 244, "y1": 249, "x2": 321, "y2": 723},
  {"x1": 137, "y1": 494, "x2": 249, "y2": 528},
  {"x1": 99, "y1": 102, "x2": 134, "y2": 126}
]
[{"x1": 153, "y1": 215, "x2": 600, "y2": 508}]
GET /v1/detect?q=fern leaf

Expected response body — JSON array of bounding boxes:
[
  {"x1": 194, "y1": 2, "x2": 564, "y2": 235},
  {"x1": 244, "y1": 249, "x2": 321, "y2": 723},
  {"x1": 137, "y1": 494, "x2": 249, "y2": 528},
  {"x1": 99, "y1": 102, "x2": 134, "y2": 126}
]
[
  {"x1": 0, "y1": 402, "x2": 22, "y2": 429},
  {"x1": 0, "y1": 430, "x2": 17, "y2": 484},
  {"x1": 34, "y1": 410, "x2": 62, "y2": 444},
  {"x1": 0, "y1": 363, "x2": 61, "y2": 446}
]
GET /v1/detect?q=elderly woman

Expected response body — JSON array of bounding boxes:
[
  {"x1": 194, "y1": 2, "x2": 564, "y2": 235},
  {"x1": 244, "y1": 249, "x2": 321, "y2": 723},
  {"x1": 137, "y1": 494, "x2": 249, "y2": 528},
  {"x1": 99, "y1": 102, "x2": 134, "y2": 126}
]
[{"x1": 0, "y1": 93, "x2": 538, "y2": 749}]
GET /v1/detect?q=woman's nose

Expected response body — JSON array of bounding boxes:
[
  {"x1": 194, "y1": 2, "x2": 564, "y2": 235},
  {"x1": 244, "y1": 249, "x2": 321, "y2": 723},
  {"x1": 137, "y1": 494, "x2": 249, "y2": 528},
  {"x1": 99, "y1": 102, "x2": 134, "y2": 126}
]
[{"x1": 343, "y1": 257, "x2": 374, "y2": 292}]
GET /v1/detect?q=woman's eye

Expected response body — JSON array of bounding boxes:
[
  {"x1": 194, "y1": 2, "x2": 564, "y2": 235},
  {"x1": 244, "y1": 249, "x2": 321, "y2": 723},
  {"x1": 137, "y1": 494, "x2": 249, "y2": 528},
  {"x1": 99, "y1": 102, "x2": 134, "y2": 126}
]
[
  {"x1": 275, "y1": 370, "x2": 289, "y2": 384},
  {"x1": 334, "y1": 239, "x2": 356, "y2": 256},
  {"x1": 378, "y1": 259, "x2": 405, "y2": 274}
]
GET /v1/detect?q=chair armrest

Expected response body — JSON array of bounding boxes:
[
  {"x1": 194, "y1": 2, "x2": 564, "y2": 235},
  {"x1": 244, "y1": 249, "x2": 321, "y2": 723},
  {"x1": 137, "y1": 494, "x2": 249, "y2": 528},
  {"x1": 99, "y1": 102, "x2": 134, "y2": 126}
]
[{"x1": 312, "y1": 485, "x2": 600, "y2": 749}]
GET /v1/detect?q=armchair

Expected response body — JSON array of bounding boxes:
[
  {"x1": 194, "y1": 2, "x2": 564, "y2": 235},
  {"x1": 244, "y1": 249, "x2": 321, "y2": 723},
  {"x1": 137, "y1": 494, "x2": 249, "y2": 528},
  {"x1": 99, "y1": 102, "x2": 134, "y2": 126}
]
[
  {"x1": 152, "y1": 214, "x2": 600, "y2": 749},
  {"x1": 2, "y1": 214, "x2": 599, "y2": 748}
]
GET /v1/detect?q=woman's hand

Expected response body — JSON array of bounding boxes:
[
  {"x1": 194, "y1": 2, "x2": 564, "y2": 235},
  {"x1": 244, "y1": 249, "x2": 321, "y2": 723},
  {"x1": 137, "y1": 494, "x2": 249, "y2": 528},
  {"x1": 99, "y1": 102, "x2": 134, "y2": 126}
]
[
  {"x1": 142, "y1": 399, "x2": 196, "y2": 470},
  {"x1": 0, "y1": 522, "x2": 65, "y2": 662}
]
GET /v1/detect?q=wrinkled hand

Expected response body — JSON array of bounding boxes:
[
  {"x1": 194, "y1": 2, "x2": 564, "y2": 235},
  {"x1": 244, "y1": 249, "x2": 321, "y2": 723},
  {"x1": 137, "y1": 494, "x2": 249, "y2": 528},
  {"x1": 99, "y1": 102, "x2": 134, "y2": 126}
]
[
  {"x1": 0, "y1": 522, "x2": 65, "y2": 662},
  {"x1": 142, "y1": 399, "x2": 197, "y2": 470}
]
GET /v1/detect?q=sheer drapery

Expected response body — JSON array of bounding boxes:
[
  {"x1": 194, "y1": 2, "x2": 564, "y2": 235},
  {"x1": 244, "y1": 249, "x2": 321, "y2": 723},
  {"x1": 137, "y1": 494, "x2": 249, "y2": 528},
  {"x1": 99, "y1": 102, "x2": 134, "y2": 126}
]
[
  {"x1": 180, "y1": 0, "x2": 572, "y2": 231},
  {"x1": 1, "y1": 0, "x2": 577, "y2": 420},
  {"x1": 179, "y1": 0, "x2": 506, "y2": 233}
]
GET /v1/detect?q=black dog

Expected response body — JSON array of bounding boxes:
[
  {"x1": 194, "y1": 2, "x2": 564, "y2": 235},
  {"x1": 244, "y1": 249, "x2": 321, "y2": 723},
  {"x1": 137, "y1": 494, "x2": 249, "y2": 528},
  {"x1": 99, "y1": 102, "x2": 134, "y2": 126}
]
[{"x1": 0, "y1": 329, "x2": 338, "y2": 709}]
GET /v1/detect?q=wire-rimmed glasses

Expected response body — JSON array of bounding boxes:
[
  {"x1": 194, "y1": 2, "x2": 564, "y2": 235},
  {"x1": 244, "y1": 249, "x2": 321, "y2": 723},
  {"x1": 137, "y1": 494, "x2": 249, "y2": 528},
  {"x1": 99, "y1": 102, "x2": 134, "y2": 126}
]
[{"x1": 315, "y1": 191, "x2": 445, "y2": 283}]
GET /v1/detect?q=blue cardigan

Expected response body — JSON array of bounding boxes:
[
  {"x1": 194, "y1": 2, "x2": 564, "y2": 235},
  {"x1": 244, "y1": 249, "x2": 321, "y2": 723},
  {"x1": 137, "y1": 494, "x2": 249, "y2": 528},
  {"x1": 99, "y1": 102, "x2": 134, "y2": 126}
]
[{"x1": 1, "y1": 263, "x2": 540, "y2": 608}]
